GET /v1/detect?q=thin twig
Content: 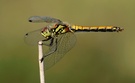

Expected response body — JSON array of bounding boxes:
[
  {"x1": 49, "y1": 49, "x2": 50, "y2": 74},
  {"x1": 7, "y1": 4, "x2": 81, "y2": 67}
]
[{"x1": 38, "y1": 41, "x2": 45, "y2": 83}]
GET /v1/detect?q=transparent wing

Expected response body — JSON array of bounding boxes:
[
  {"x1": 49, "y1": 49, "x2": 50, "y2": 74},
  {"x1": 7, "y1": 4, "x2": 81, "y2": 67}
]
[
  {"x1": 43, "y1": 32, "x2": 76, "y2": 70},
  {"x1": 29, "y1": 16, "x2": 62, "y2": 24},
  {"x1": 24, "y1": 28, "x2": 52, "y2": 46},
  {"x1": 24, "y1": 28, "x2": 44, "y2": 45}
]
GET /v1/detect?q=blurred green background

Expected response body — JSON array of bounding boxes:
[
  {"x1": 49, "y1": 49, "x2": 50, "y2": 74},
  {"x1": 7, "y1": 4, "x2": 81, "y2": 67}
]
[{"x1": 0, "y1": 0, "x2": 134, "y2": 83}]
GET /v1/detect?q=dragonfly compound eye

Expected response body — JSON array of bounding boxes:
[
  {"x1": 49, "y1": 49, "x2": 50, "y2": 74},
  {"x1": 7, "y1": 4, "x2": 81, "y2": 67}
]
[{"x1": 41, "y1": 28, "x2": 51, "y2": 38}]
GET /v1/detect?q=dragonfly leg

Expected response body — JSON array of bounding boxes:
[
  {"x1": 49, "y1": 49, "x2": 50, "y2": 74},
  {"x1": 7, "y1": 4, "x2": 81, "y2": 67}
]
[
  {"x1": 41, "y1": 37, "x2": 58, "y2": 62},
  {"x1": 49, "y1": 38, "x2": 54, "y2": 46},
  {"x1": 42, "y1": 38, "x2": 54, "y2": 46}
]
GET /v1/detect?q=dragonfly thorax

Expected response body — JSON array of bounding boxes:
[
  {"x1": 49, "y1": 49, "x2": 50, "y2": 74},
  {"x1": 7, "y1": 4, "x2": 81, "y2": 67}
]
[
  {"x1": 53, "y1": 24, "x2": 70, "y2": 34},
  {"x1": 41, "y1": 24, "x2": 73, "y2": 40}
]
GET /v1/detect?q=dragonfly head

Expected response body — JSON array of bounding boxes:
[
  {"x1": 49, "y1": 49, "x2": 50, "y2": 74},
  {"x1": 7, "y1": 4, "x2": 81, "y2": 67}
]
[{"x1": 41, "y1": 27, "x2": 51, "y2": 39}]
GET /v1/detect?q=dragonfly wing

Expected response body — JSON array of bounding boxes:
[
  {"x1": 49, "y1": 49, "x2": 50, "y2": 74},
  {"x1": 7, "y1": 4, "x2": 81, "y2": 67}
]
[
  {"x1": 43, "y1": 32, "x2": 76, "y2": 70},
  {"x1": 24, "y1": 28, "x2": 44, "y2": 45},
  {"x1": 24, "y1": 28, "x2": 53, "y2": 45},
  {"x1": 29, "y1": 16, "x2": 62, "y2": 24}
]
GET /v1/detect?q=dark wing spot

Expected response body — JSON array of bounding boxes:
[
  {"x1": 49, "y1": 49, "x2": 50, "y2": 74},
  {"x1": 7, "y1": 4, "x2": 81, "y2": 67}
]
[
  {"x1": 29, "y1": 20, "x2": 32, "y2": 22},
  {"x1": 25, "y1": 33, "x2": 29, "y2": 37}
]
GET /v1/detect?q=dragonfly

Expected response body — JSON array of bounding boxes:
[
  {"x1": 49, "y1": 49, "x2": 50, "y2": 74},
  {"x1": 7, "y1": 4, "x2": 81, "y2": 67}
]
[{"x1": 25, "y1": 16, "x2": 124, "y2": 70}]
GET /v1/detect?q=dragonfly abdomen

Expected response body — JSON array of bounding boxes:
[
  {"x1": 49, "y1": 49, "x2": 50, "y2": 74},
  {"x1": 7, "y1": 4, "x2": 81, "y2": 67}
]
[{"x1": 71, "y1": 25, "x2": 124, "y2": 32}]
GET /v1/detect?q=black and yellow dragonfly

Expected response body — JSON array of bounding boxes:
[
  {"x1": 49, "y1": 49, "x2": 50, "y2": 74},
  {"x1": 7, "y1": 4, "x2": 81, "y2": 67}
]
[{"x1": 25, "y1": 16, "x2": 124, "y2": 70}]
